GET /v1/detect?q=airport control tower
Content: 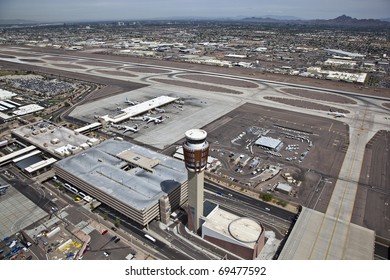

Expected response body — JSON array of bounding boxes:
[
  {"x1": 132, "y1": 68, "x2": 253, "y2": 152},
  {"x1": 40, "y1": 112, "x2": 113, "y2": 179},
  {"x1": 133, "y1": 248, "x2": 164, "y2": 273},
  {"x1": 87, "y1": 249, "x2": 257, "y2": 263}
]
[{"x1": 183, "y1": 129, "x2": 210, "y2": 233}]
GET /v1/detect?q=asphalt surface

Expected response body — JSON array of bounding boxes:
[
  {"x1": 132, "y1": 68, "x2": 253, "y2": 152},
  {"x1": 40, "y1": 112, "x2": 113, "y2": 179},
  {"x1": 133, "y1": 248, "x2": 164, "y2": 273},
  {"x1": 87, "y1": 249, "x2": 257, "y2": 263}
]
[{"x1": 205, "y1": 182, "x2": 296, "y2": 222}]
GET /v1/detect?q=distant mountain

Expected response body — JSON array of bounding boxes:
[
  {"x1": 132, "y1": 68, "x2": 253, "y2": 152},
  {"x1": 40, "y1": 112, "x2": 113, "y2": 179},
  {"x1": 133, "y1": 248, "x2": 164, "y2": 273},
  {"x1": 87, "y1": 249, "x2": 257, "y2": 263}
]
[
  {"x1": 319, "y1": 14, "x2": 390, "y2": 27},
  {"x1": 242, "y1": 14, "x2": 390, "y2": 28},
  {"x1": 243, "y1": 17, "x2": 282, "y2": 23},
  {"x1": 263, "y1": 15, "x2": 303, "y2": 20},
  {"x1": 380, "y1": 17, "x2": 390, "y2": 22}
]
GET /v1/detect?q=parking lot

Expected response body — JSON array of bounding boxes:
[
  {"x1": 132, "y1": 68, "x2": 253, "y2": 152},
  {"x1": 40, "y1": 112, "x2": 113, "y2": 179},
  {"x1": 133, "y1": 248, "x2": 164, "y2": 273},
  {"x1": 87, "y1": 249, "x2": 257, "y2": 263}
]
[
  {"x1": 201, "y1": 102, "x2": 348, "y2": 210},
  {"x1": 0, "y1": 233, "x2": 33, "y2": 260},
  {"x1": 81, "y1": 228, "x2": 136, "y2": 260}
]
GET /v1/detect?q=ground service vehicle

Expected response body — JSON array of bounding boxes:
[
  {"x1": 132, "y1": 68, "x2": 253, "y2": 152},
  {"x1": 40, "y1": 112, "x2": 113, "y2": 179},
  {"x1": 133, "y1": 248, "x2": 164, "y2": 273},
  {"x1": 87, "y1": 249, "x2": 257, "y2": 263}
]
[{"x1": 144, "y1": 234, "x2": 156, "y2": 243}]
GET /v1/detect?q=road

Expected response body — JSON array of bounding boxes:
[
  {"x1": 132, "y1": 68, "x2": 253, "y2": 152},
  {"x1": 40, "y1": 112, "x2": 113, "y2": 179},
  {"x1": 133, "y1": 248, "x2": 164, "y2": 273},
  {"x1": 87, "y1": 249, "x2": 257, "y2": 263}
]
[{"x1": 205, "y1": 182, "x2": 296, "y2": 222}]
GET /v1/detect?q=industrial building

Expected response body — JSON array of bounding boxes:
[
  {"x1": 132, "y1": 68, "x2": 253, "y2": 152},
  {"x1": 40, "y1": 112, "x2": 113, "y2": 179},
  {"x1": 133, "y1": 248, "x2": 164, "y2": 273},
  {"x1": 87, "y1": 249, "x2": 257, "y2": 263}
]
[
  {"x1": 0, "y1": 91, "x2": 44, "y2": 120},
  {"x1": 0, "y1": 89, "x2": 17, "y2": 100},
  {"x1": 275, "y1": 182, "x2": 293, "y2": 195},
  {"x1": 202, "y1": 202, "x2": 265, "y2": 260},
  {"x1": 53, "y1": 139, "x2": 188, "y2": 226},
  {"x1": 255, "y1": 136, "x2": 283, "y2": 152}
]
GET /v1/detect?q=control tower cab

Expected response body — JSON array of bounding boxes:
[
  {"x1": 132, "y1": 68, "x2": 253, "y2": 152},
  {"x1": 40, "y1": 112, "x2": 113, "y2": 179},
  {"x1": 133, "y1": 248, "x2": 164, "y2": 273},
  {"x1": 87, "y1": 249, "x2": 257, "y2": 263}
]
[{"x1": 183, "y1": 129, "x2": 209, "y2": 173}]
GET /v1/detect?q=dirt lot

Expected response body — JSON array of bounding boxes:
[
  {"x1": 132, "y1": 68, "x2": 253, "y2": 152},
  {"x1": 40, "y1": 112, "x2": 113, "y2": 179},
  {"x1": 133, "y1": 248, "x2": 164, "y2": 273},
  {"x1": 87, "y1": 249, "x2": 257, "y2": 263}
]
[
  {"x1": 44, "y1": 56, "x2": 78, "y2": 62},
  {"x1": 76, "y1": 61, "x2": 119, "y2": 67},
  {"x1": 353, "y1": 130, "x2": 390, "y2": 239},
  {"x1": 383, "y1": 103, "x2": 390, "y2": 109},
  {"x1": 264, "y1": 96, "x2": 350, "y2": 113},
  {"x1": 283, "y1": 88, "x2": 357, "y2": 104},
  {"x1": 177, "y1": 74, "x2": 259, "y2": 88},
  {"x1": 0, "y1": 54, "x2": 16, "y2": 59},
  {"x1": 151, "y1": 78, "x2": 242, "y2": 94},
  {"x1": 95, "y1": 69, "x2": 137, "y2": 77},
  {"x1": 124, "y1": 67, "x2": 170, "y2": 74},
  {"x1": 52, "y1": 63, "x2": 87, "y2": 69},
  {"x1": 19, "y1": 59, "x2": 45, "y2": 63},
  {"x1": 0, "y1": 50, "x2": 42, "y2": 57},
  {"x1": 201, "y1": 102, "x2": 348, "y2": 212}
]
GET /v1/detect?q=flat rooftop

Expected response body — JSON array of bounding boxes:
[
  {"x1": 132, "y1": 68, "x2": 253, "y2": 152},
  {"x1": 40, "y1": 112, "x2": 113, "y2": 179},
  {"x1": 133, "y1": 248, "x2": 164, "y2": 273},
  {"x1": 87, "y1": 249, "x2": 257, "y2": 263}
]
[
  {"x1": 13, "y1": 104, "x2": 44, "y2": 116},
  {"x1": 202, "y1": 207, "x2": 262, "y2": 249},
  {"x1": 74, "y1": 122, "x2": 102, "y2": 133},
  {"x1": 0, "y1": 89, "x2": 17, "y2": 99},
  {"x1": 0, "y1": 145, "x2": 36, "y2": 165},
  {"x1": 54, "y1": 139, "x2": 187, "y2": 212},
  {"x1": 11, "y1": 120, "x2": 99, "y2": 158},
  {"x1": 101, "y1": 95, "x2": 177, "y2": 123},
  {"x1": 255, "y1": 136, "x2": 282, "y2": 149}
]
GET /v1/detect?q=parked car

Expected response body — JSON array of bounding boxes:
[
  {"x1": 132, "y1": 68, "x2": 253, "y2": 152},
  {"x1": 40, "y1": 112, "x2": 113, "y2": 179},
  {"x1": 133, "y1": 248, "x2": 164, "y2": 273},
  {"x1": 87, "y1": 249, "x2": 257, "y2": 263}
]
[{"x1": 103, "y1": 251, "x2": 111, "y2": 257}]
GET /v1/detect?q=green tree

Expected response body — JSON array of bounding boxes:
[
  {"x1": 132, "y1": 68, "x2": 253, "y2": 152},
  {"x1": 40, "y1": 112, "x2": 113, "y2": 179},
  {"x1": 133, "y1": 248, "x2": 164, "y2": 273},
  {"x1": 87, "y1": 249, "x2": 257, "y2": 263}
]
[
  {"x1": 277, "y1": 199, "x2": 287, "y2": 207},
  {"x1": 114, "y1": 218, "x2": 121, "y2": 228},
  {"x1": 261, "y1": 193, "x2": 273, "y2": 202}
]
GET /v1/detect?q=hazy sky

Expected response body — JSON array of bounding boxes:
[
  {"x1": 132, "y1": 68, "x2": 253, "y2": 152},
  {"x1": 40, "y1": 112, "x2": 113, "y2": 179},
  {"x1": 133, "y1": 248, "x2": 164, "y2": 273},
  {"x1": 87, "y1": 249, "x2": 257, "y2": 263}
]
[{"x1": 0, "y1": 0, "x2": 389, "y2": 22}]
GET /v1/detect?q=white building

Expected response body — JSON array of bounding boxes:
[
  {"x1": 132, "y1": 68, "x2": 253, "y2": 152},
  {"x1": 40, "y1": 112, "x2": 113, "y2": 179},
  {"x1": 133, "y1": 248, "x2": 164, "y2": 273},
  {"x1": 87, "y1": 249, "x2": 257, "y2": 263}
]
[
  {"x1": 202, "y1": 202, "x2": 265, "y2": 260},
  {"x1": 255, "y1": 136, "x2": 283, "y2": 152}
]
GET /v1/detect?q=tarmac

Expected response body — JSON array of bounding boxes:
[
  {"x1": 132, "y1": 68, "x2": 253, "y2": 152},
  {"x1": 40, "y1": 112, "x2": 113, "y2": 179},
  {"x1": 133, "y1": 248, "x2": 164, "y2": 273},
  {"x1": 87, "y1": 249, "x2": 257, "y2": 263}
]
[{"x1": 0, "y1": 186, "x2": 47, "y2": 238}]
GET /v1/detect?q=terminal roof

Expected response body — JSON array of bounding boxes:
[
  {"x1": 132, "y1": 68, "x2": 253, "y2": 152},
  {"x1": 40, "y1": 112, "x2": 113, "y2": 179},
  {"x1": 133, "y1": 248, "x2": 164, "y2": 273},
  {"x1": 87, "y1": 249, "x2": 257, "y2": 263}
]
[{"x1": 55, "y1": 139, "x2": 187, "y2": 212}]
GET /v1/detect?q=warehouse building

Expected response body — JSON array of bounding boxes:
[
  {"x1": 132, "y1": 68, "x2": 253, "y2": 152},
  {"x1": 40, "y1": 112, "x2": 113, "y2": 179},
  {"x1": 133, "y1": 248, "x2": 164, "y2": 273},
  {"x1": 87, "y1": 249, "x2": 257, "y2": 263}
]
[
  {"x1": 275, "y1": 182, "x2": 293, "y2": 195},
  {"x1": 53, "y1": 139, "x2": 188, "y2": 226}
]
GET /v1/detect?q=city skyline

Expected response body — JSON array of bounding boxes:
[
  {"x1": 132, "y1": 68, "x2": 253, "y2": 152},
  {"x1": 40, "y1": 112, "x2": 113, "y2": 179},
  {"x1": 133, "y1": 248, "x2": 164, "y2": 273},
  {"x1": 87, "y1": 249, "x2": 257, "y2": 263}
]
[{"x1": 0, "y1": 0, "x2": 389, "y2": 23}]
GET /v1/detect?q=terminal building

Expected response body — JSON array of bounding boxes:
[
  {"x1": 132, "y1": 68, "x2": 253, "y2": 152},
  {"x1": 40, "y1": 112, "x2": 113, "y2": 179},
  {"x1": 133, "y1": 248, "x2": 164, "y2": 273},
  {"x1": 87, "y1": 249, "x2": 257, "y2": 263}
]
[{"x1": 53, "y1": 139, "x2": 188, "y2": 226}]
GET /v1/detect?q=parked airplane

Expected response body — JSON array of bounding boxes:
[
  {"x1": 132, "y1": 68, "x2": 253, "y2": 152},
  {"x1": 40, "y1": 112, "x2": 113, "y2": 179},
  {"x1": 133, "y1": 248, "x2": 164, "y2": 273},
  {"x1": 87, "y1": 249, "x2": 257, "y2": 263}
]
[
  {"x1": 327, "y1": 111, "x2": 346, "y2": 118},
  {"x1": 174, "y1": 99, "x2": 184, "y2": 105},
  {"x1": 143, "y1": 115, "x2": 164, "y2": 124},
  {"x1": 154, "y1": 107, "x2": 165, "y2": 113},
  {"x1": 125, "y1": 97, "x2": 138, "y2": 106},
  {"x1": 122, "y1": 124, "x2": 139, "y2": 133},
  {"x1": 112, "y1": 124, "x2": 139, "y2": 133}
]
